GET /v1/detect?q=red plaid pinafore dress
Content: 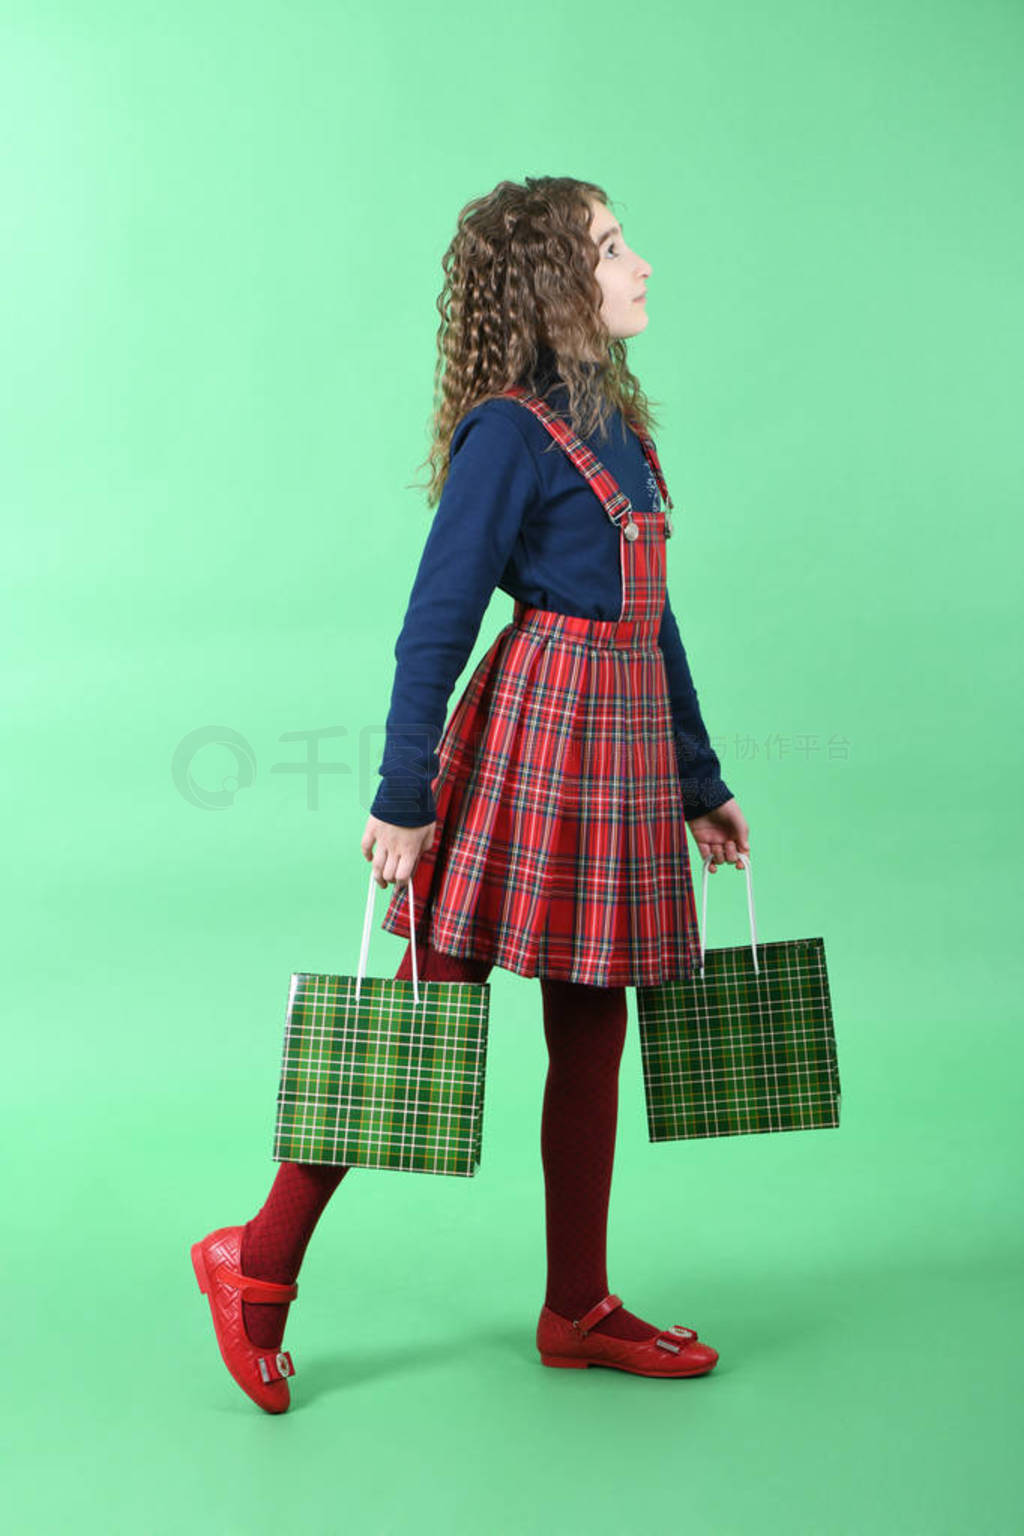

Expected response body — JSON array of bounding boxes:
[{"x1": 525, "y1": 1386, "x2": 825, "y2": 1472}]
[{"x1": 380, "y1": 388, "x2": 704, "y2": 989}]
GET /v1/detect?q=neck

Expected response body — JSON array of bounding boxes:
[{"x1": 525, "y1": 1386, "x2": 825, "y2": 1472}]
[{"x1": 533, "y1": 342, "x2": 601, "y2": 385}]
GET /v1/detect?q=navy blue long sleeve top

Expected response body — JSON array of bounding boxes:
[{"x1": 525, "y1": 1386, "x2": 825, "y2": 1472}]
[{"x1": 369, "y1": 362, "x2": 734, "y2": 829}]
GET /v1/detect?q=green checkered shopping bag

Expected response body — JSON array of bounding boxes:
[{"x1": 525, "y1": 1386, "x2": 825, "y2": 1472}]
[
  {"x1": 636, "y1": 854, "x2": 840, "y2": 1141},
  {"x1": 272, "y1": 866, "x2": 491, "y2": 1176}
]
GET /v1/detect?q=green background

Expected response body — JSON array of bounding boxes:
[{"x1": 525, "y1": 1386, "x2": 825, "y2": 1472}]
[{"x1": 4, "y1": 0, "x2": 1021, "y2": 1531}]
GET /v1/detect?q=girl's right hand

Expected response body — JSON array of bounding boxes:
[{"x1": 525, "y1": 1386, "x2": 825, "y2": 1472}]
[{"x1": 361, "y1": 815, "x2": 436, "y2": 888}]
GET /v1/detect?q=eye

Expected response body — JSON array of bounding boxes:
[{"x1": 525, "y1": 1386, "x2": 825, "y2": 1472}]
[{"x1": 604, "y1": 242, "x2": 619, "y2": 257}]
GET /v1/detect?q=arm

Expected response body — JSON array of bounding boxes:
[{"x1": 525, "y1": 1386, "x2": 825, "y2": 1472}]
[
  {"x1": 369, "y1": 407, "x2": 540, "y2": 827},
  {"x1": 657, "y1": 591, "x2": 734, "y2": 820}
]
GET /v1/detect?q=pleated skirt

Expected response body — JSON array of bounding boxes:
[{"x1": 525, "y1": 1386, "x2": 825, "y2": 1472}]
[{"x1": 380, "y1": 603, "x2": 703, "y2": 988}]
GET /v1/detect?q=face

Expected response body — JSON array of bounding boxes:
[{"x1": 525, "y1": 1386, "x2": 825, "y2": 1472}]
[{"x1": 587, "y1": 199, "x2": 652, "y2": 343}]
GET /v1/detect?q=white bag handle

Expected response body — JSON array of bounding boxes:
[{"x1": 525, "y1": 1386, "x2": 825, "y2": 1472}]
[
  {"x1": 699, "y1": 852, "x2": 759, "y2": 979},
  {"x1": 356, "y1": 867, "x2": 421, "y2": 1007}
]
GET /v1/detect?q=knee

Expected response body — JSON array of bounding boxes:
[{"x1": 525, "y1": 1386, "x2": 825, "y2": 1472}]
[
  {"x1": 394, "y1": 939, "x2": 418, "y2": 980},
  {"x1": 541, "y1": 978, "x2": 628, "y2": 1060},
  {"x1": 396, "y1": 938, "x2": 491, "y2": 985}
]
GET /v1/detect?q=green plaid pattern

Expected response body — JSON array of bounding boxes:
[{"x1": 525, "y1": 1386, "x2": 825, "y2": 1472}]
[
  {"x1": 636, "y1": 937, "x2": 840, "y2": 1140},
  {"x1": 272, "y1": 972, "x2": 490, "y2": 1177}
]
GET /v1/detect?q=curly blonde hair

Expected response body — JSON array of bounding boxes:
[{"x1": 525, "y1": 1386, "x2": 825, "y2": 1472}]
[{"x1": 411, "y1": 175, "x2": 661, "y2": 508}]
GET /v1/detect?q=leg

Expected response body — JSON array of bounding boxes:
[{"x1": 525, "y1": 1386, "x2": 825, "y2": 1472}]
[
  {"x1": 394, "y1": 930, "x2": 493, "y2": 986},
  {"x1": 539, "y1": 976, "x2": 660, "y2": 1342},
  {"x1": 241, "y1": 932, "x2": 492, "y2": 1347}
]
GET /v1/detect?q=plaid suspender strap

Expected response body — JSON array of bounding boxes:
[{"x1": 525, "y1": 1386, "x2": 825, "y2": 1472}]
[{"x1": 502, "y1": 387, "x2": 675, "y2": 538}]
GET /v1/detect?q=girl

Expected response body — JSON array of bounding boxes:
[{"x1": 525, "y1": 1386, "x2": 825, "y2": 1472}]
[{"x1": 191, "y1": 176, "x2": 751, "y2": 1413}]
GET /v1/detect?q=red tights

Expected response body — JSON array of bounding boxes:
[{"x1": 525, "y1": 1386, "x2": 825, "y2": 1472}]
[{"x1": 240, "y1": 937, "x2": 661, "y2": 1348}]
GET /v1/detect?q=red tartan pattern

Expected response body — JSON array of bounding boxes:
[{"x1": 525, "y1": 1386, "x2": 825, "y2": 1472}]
[{"x1": 380, "y1": 391, "x2": 703, "y2": 988}]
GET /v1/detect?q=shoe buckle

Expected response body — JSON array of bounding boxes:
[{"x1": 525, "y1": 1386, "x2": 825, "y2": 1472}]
[
  {"x1": 257, "y1": 1350, "x2": 295, "y2": 1383},
  {"x1": 657, "y1": 1325, "x2": 696, "y2": 1351},
  {"x1": 668, "y1": 1325, "x2": 696, "y2": 1340}
]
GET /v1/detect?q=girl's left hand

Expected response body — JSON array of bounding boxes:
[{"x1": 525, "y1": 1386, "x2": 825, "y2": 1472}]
[{"x1": 686, "y1": 797, "x2": 750, "y2": 872}]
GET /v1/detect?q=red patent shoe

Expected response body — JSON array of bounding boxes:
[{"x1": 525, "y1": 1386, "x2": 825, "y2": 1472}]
[
  {"x1": 191, "y1": 1225, "x2": 298, "y2": 1413},
  {"x1": 537, "y1": 1293, "x2": 719, "y2": 1377}
]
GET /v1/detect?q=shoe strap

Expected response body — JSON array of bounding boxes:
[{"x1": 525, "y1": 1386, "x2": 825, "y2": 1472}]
[
  {"x1": 573, "y1": 1293, "x2": 623, "y2": 1337},
  {"x1": 218, "y1": 1264, "x2": 299, "y2": 1305}
]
